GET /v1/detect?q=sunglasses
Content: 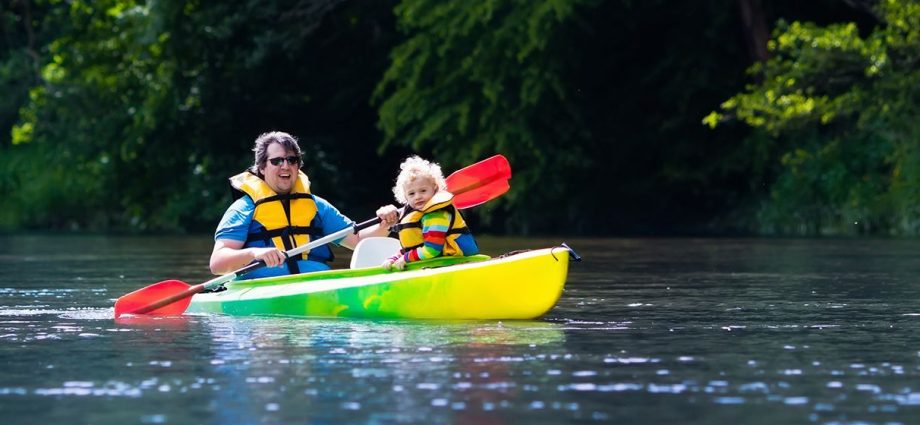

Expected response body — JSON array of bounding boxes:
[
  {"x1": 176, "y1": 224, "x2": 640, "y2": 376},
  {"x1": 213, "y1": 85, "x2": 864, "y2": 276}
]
[{"x1": 268, "y1": 155, "x2": 301, "y2": 166}]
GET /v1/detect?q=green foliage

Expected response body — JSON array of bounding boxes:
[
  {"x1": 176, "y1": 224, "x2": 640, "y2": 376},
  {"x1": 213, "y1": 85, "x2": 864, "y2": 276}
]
[
  {"x1": 709, "y1": 0, "x2": 920, "y2": 235},
  {"x1": 2, "y1": 0, "x2": 883, "y2": 235},
  {"x1": 374, "y1": 0, "x2": 594, "y2": 232},
  {"x1": 1, "y1": 0, "x2": 63, "y2": 148},
  {"x1": 1, "y1": 0, "x2": 400, "y2": 232},
  {"x1": 8, "y1": 0, "x2": 188, "y2": 230},
  {"x1": 0, "y1": 142, "x2": 102, "y2": 230},
  {"x1": 375, "y1": 0, "x2": 763, "y2": 234}
]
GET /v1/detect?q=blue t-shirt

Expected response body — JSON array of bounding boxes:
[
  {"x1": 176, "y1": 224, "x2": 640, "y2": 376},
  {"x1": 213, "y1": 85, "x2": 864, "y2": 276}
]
[{"x1": 214, "y1": 195, "x2": 354, "y2": 279}]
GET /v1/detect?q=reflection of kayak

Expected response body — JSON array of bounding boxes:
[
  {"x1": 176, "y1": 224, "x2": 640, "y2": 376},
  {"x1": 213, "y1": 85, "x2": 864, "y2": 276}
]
[
  {"x1": 186, "y1": 247, "x2": 574, "y2": 319},
  {"x1": 203, "y1": 316, "x2": 567, "y2": 349}
]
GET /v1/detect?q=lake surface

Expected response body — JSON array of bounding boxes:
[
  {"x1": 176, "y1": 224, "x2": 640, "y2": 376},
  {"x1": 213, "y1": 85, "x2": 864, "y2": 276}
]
[{"x1": 1, "y1": 235, "x2": 920, "y2": 424}]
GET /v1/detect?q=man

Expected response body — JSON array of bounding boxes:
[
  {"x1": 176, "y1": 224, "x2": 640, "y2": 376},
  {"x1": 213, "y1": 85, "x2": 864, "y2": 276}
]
[{"x1": 209, "y1": 131, "x2": 398, "y2": 279}]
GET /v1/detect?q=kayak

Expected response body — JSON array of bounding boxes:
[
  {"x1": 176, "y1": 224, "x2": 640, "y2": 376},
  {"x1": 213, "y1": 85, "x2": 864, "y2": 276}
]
[{"x1": 185, "y1": 246, "x2": 575, "y2": 319}]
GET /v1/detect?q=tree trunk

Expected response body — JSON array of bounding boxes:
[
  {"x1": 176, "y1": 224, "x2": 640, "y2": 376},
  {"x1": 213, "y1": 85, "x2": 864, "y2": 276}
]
[
  {"x1": 12, "y1": 0, "x2": 42, "y2": 82},
  {"x1": 737, "y1": 0, "x2": 770, "y2": 64}
]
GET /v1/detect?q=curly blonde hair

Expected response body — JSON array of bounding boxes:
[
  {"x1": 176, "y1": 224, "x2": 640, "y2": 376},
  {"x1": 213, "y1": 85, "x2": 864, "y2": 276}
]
[{"x1": 392, "y1": 156, "x2": 448, "y2": 205}]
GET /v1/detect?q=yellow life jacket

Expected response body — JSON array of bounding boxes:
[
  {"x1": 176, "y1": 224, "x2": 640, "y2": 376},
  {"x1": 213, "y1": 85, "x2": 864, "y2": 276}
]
[
  {"x1": 393, "y1": 191, "x2": 473, "y2": 257},
  {"x1": 229, "y1": 170, "x2": 329, "y2": 272}
]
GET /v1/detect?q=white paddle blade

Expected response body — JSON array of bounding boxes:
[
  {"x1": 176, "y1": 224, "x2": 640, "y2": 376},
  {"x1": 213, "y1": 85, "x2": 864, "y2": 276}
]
[{"x1": 350, "y1": 237, "x2": 402, "y2": 269}]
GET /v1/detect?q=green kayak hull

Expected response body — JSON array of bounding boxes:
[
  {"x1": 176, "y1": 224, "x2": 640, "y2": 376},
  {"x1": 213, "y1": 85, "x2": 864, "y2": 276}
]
[{"x1": 186, "y1": 247, "x2": 570, "y2": 319}]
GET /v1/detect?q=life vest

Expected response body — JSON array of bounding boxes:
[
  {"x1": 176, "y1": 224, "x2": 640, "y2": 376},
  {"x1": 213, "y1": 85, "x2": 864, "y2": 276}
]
[
  {"x1": 229, "y1": 170, "x2": 331, "y2": 273},
  {"x1": 392, "y1": 191, "x2": 475, "y2": 257}
]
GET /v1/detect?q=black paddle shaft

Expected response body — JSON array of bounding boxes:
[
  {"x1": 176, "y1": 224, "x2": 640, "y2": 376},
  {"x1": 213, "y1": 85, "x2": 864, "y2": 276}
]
[{"x1": 234, "y1": 217, "x2": 383, "y2": 278}]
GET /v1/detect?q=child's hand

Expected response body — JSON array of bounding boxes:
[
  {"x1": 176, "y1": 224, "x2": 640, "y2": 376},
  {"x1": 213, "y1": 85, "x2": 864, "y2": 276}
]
[
  {"x1": 392, "y1": 256, "x2": 406, "y2": 270},
  {"x1": 382, "y1": 255, "x2": 406, "y2": 271},
  {"x1": 382, "y1": 258, "x2": 394, "y2": 270},
  {"x1": 381, "y1": 255, "x2": 406, "y2": 270}
]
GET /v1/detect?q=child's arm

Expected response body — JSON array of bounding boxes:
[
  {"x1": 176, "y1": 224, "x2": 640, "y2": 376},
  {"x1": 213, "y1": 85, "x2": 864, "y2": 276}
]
[{"x1": 404, "y1": 209, "x2": 453, "y2": 262}]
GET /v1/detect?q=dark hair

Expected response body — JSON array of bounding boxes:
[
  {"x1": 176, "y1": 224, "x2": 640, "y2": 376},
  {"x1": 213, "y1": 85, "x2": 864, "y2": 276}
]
[{"x1": 251, "y1": 131, "x2": 302, "y2": 175}]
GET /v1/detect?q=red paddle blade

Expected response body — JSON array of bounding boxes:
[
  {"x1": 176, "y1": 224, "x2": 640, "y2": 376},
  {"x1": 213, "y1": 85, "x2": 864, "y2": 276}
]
[
  {"x1": 114, "y1": 280, "x2": 194, "y2": 318},
  {"x1": 452, "y1": 178, "x2": 510, "y2": 209},
  {"x1": 446, "y1": 155, "x2": 512, "y2": 209}
]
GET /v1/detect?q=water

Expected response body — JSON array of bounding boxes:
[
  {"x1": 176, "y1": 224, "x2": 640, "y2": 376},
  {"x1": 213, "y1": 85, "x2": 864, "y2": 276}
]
[{"x1": 2, "y1": 235, "x2": 920, "y2": 424}]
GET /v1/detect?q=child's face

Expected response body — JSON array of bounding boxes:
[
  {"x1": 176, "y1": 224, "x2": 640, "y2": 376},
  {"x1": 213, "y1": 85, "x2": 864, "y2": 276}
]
[{"x1": 404, "y1": 178, "x2": 438, "y2": 210}]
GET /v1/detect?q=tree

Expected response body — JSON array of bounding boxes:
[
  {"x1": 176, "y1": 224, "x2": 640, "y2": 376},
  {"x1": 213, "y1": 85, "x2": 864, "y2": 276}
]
[
  {"x1": 2, "y1": 0, "x2": 883, "y2": 235},
  {"x1": 3, "y1": 0, "x2": 400, "y2": 231},
  {"x1": 373, "y1": 0, "x2": 593, "y2": 233},
  {"x1": 705, "y1": 0, "x2": 920, "y2": 235},
  {"x1": 373, "y1": 0, "x2": 762, "y2": 234}
]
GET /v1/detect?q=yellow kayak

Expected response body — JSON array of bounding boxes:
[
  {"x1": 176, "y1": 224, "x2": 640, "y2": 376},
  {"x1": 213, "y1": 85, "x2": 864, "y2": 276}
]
[{"x1": 185, "y1": 246, "x2": 577, "y2": 319}]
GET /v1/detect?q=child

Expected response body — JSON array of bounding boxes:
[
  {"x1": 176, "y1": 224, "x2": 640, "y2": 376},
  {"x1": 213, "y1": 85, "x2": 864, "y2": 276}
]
[{"x1": 383, "y1": 156, "x2": 479, "y2": 270}]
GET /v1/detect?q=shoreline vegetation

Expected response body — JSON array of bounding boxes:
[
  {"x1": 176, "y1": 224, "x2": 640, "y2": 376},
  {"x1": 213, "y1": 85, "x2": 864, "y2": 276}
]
[{"x1": 2, "y1": 1, "x2": 917, "y2": 236}]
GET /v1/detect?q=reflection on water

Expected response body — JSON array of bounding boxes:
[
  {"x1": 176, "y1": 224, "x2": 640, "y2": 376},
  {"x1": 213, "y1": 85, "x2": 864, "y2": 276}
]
[
  {"x1": 2, "y1": 235, "x2": 920, "y2": 423},
  {"x1": 196, "y1": 318, "x2": 567, "y2": 424}
]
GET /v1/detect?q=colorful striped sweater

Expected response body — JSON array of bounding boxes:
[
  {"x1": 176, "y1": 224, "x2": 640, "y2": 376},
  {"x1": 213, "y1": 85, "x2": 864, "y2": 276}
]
[{"x1": 403, "y1": 209, "x2": 454, "y2": 262}]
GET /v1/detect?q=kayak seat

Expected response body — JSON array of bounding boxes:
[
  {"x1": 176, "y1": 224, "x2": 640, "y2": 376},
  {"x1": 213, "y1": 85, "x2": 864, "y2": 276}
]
[{"x1": 350, "y1": 237, "x2": 402, "y2": 269}]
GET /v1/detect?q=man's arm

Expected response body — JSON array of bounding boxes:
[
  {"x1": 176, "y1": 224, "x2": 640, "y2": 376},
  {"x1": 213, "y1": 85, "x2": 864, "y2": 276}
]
[
  {"x1": 209, "y1": 197, "x2": 288, "y2": 275},
  {"x1": 209, "y1": 239, "x2": 287, "y2": 275}
]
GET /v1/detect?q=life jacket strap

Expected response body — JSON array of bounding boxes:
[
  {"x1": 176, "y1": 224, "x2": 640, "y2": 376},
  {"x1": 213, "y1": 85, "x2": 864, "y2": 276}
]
[
  {"x1": 253, "y1": 192, "x2": 314, "y2": 206},
  {"x1": 248, "y1": 225, "x2": 323, "y2": 241},
  {"x1": 391, "y1": 222, "x2": 420, "y2": 232}
]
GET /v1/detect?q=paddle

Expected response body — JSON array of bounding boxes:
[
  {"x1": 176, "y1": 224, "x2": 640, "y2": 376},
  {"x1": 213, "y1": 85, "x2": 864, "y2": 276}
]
[
  {"x1": 446, "y1": 154, "x2": 511, "y2": 209},
  {"x1": 113, "y1": 154, "x2": 512, "y2": 318}
]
